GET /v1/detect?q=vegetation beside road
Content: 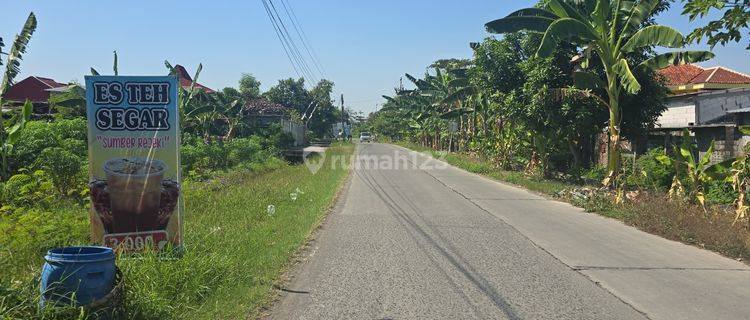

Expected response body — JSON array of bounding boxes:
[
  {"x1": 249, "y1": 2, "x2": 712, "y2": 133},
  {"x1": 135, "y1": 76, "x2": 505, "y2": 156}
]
[
  {"x1": 357, "y1": 0, "x2": 750, "y2": 263},
  {"x1": 1, "y1": 10, "x2": 358, "y2": 319},
  {"x1": 1, "y1": 143, "x2": 353, "y2": 319},
  {"x1": 397, "y1": 141, "x2": 750, "y2": 262}
]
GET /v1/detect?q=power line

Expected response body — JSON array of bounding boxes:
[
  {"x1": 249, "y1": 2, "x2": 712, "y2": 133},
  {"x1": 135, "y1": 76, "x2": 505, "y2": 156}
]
[
  {"x1": 267, "y1": 0, "x2": 319, "y2": 85},
  {"x1": 261, "y1": 0, "x2": 316, "y2": 87},
  {"x1": 278, "y1": 0, "x2": 327, "y2": 78},
  {"x1": 260, "y1": 0, "x2": 303, "y2": 81}
]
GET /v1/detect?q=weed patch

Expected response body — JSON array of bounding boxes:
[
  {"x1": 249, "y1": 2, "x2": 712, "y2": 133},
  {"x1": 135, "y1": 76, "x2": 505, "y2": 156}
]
[{"x1": 0, "y1": 144, "x2": 354, "y2": 319}]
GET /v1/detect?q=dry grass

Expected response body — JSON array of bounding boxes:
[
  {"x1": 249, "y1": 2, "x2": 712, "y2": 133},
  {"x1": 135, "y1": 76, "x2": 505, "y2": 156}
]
[
  {"x1": 622, "y1": 194, "x2": 750, "y2": 261},
  {"x1": 395, "y1": 141, "x2": 750, "y2": 263}
]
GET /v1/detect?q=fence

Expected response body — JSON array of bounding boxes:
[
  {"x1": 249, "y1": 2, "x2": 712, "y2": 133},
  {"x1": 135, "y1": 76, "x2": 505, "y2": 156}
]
[{"x1": 281, "y1": 118, "x2": 306, "y2": 147}]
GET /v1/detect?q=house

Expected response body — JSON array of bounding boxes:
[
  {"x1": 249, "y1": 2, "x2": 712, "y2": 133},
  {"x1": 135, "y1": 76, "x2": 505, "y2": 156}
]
[
  {"x1": 243, "y1": 99, "x2": 291, "y2": 125},
  {"x1": 653, "y1": 64, "x2": 750, "y2": 162},
  {"x1": 172, "y1": 64, "x2": 215, "y2": 93},
  {"x1": 243, "y1": 99, "x2": 305, "y2": 146},
  {"x1": 1, "y1": 76, "x2": 69, "y2": 113}
]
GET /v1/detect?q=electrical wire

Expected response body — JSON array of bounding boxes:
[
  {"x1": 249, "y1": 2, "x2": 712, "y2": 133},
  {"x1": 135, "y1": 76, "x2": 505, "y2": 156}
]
[
  {"x1": 267, "y1": 0, "x2": 319, "y2": 84},
  {"x1": 279, "y1": 0, "x2": 327, "y2": 78},
  {"x1": 260, "y1": 0, "x2": 303, "y2": 80}
]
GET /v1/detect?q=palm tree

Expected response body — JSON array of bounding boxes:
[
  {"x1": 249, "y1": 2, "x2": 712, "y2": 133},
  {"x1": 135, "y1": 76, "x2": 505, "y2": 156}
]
[
  {"x1": 0, "y1": 12, "x2": 37, "y2": 179},
  {"x1": 485, "y1": 0, "x2": 714, "y2": 185}
]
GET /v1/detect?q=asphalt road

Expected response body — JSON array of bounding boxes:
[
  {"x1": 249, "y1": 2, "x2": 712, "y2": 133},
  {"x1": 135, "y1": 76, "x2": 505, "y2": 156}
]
[{"x1": 269, "y1": 143, "x2": 750, "y2": 320}]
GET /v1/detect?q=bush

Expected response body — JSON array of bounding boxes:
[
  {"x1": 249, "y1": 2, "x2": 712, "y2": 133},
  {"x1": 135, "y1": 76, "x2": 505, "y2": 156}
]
[
  {"x1": 265, "y1": 123, "x2": 294, "y2": 150},
  {"x1": 8, "y1": 119, "x2": 88, "y2": 178},
  {"x1": 50, "y1": 117, "x2": 87, "y2": 141},
  {"x1": 0, "y1": 170, "x2": 56, "y2": 209},
  {"x1": 705, "y1": 180, "x2": 738, "y2": 205},
  {"x1": 225, "y1": 136, "x2": 264, "y2": 166},
  {"x1": 10, "y1": 121, "x2": 58, "y2": 172},
  {"x1": 181, "y1": 134, "x2": 281, "y2": 179},
  {"x1": 59, "y1": 137, "x2": 87, "y2": 156},
  {"x1": 35, "y1": 147, "x2": 86, "y2": 197},
  {"x1": 581, "y1": 165, "x2": 606, "y2": 184},
  {"x1": 625, "y1": 148, "x2": 673, "y2": 191}
]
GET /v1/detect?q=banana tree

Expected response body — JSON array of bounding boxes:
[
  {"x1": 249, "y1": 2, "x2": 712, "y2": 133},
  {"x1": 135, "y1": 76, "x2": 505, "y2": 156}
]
[
  {"x1": 208, "y1": 92, "x2": 243, "y2": 140},
  {"x1": 0, "y1": 12, "x2": 37, "y2": 179},
  {"x1": 723, "y1": 127, "x2": 750, "y2": 226},
  {"x1": 90, "y1": 50, "x2": 119, "y2": 76},
  {"x1": 656, "y1": 129, "x2": 726, "y2": 208},
  {"x1": 486, "y1": 0, "x2": 714, "y2": 186},
  {"x1": 165, "y1": 60, "x2": 203, "y2": 113}
]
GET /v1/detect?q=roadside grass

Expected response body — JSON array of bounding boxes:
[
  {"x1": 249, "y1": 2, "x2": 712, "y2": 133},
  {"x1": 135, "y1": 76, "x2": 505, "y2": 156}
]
[
  {"x1": 395, "y1": 142, "x2": 750, "y2": 262},
  {"x1": 395, "y1": 141, "x2": 574, "y2": 196},
  {"x1": 0, "y1": 143, "x2": 354, "y2": 319},
  {"x1": 622, "y1": 194, "x2": 750, "y2": 260}
]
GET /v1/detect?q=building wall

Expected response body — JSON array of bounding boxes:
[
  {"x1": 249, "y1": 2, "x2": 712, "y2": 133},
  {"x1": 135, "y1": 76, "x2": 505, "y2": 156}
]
[
  {"x1": 656, "y1": 96, "x2": 695, "y2": 128},
  {"x1": 696, "y1": 88, "x2": 750, "y2": 124},
  {"x1": 281, "y1": 118, "x2": 306, "y2": 147},
  {"x1": 695, "y1": 126, "x2": 750, "y2": 164}
]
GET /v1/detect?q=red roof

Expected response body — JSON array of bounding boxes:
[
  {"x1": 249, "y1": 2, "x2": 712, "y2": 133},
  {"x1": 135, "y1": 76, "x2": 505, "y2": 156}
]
[
  {"x1": 2, "y1": 76, "x2": 68, "y2": 103},
  {"x1": 658, "y1": 64, "x2": 750, "y2": 86},
  {"x1": 173, "y1": 65, "x2": 215, "y2": 93}
]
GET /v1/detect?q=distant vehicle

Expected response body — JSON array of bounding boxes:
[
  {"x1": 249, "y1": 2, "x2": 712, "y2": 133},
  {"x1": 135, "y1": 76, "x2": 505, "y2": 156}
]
[{"x1": 359, "y1": 132, "x2": 372, "y2": 143}]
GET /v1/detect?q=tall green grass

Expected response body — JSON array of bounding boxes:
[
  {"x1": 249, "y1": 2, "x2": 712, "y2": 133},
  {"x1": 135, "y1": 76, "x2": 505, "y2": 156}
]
[{"x1": 0, "y1": 144, "x2": 353, "y2": 319}]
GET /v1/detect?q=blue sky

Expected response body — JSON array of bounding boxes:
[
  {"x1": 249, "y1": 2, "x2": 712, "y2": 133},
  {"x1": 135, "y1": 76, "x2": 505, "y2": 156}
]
[{"x1": 1, "y1": 1, "x2": 747, "y2": 114}]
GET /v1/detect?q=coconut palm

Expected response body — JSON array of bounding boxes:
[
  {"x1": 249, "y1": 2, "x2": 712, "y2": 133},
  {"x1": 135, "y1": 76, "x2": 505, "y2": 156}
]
[{"x1": 485, "y1": 0, "x2": 714, "y2": 185}]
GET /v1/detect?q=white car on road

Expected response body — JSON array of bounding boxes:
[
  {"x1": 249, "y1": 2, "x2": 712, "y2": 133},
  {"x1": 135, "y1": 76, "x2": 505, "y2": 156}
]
[{"x1": 359, "y1": 132, "x2": 372, "y2": 143}]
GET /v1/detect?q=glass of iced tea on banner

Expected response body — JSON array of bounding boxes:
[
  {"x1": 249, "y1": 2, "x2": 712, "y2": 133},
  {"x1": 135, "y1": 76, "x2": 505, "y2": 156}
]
[{"x1": 103, "y1": 157, "x2": 166, "y2": 233}]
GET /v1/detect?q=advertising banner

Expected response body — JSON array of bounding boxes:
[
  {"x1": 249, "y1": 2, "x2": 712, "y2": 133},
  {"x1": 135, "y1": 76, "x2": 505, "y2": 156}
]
[{"x1": 85, "y1": 76, "x2": 182, "y2": 252}]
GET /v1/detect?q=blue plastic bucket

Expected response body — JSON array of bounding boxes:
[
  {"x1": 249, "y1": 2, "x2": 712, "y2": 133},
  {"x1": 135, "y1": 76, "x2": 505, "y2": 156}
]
[{"x1": 40, "y1": 246, "x2": 116, "y2": 308}]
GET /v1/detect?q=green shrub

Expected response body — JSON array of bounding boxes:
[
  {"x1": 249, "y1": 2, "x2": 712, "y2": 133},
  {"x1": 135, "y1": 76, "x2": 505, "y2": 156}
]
[
  {"x1": 35, "y1": 147, "x2": 86, "y2": 197},
  {"x1": 625, "y1": 148, "x2": 673, "y2": 190},
  {"x1": 581, "y1": 165, "x2": 606, "y2": 183},
  {"x1": 59, "y1": 137, "x2": 87, "y2": 156},
  {"x1": 181, "y1": 134, "x2": 280, "y2": 179},
  {"x1": 0, "y1": 170, "x2": 56, "y2": 209},
  {"x1": 10, "y1": 121, "x2": 58, "y2": 172},
  {"x1": 6, "y1": 119, "x2": 88, "y2": 178},
  {"x1": 50, "y1": 117, "x2": 87, "y2": 141},
  {"x1": 265, "y1": 123, "x2": 294, "y2": 150},
  {"x1": 226, "y1": 136, "x2": 264, "y2": 166},
  {"x1": 705, "y1": 180, "x2": 738, "y2": 205}
]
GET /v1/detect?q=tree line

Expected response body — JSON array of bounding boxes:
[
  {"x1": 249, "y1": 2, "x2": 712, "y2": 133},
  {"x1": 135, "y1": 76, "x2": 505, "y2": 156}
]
[{"x1": 364, "y1": 0, "x2": 720, "y2": 186}]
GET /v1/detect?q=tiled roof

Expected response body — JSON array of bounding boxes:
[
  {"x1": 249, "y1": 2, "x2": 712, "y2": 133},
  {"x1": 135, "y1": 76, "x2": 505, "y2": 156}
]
[
  {"x1": 658, "y1": 64, "x2": 750, "y2": 86},
  {"x1": 703, "y1": 67, "x2": 750, "y2": 84},
  {"x1": 243, "y1": 99, "x2": 289, "y2": 116},
  {"x1": 173, "y1": 64, "x2": 215, "y2": 93},
  {"x1": 658, "y1": 64, "x2": 704, "y2": 86}
]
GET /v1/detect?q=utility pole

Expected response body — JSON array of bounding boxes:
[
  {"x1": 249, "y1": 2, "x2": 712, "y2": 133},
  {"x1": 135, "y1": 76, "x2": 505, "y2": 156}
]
[{"x1": 340, "y1": 94, "x2": 345, "y2": 124}]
